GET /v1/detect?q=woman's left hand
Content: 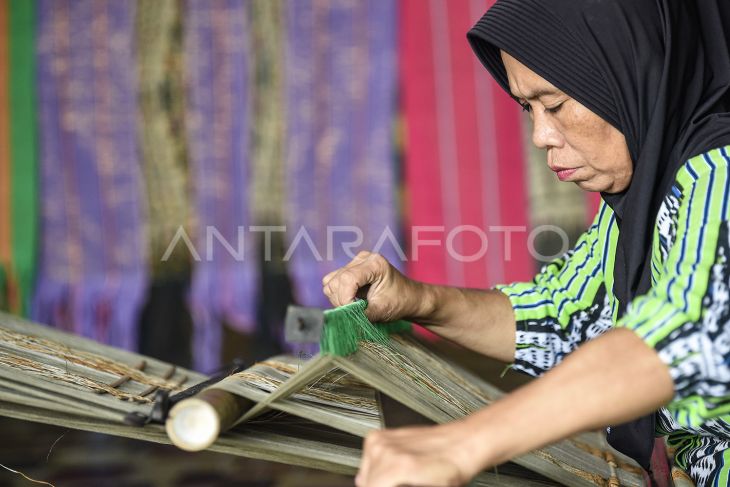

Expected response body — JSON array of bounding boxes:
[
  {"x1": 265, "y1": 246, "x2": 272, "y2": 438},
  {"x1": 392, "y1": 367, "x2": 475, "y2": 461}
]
[
  {"x1": 355, "y1": 329, "x2": 677, "y2": 487},
  {"x1": 355, "y1": 421, "x2": 486, "y2": 487}
]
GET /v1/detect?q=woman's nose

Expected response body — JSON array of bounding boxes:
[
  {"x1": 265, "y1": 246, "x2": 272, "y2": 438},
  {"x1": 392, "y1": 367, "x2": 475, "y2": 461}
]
[{"x1": 531, "y1": 111, "x2": 561, "y2": 150}]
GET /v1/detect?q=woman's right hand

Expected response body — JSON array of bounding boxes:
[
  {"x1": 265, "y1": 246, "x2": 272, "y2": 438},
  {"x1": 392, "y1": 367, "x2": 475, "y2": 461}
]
[
  {"x1": 321, "y1": 251, "x2": 428, "y2": 323},
  {"x1": 323, "y1": 252, "x2": 518, "y2": 363}
]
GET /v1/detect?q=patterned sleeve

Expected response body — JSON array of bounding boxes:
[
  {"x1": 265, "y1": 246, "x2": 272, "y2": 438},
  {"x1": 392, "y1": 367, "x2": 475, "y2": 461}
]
[
  {"x1": 495, "y1": 203, "x2": 616, "y2": 377},
  {"x1": 617, "y1": 148, "x2": 730, "y2": 430}
]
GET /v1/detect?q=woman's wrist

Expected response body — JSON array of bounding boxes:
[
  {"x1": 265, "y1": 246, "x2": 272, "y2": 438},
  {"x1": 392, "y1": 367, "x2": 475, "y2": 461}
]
[
  {"x1": 449, "y1": 413, "x2": 505, "y2": 478},
  {"x1": 403, "y1": 283, "x2": 473, "y2": 327},
  {"x1": 402, "y1": 279, "x2": 438, "y2": 322}
]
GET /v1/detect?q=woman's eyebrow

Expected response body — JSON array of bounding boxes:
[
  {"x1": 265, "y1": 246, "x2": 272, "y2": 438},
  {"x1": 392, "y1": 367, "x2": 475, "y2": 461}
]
[{"x1": 512, "y1": 88, "x2": 561, "y2": 101}]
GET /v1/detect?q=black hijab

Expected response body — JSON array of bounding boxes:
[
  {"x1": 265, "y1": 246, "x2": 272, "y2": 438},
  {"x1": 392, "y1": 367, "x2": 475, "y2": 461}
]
[{"x1": 468, "y1": 0, "x2": 730, "y2": 471}]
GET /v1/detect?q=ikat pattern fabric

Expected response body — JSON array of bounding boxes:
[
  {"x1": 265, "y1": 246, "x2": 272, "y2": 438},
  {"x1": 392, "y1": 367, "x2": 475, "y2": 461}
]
[
  {"x1": 136, "y1": 0, "x2": 191, "y2": 279},
  {"x1": 184, "y1": 0, "x2": 256, "y2": 371},
  {"x1": 34, "y1": 0, "x2": 148, "y2": 351},
  {"x1": 284, "y1": 0, "x2": 402, "y2": 308}
]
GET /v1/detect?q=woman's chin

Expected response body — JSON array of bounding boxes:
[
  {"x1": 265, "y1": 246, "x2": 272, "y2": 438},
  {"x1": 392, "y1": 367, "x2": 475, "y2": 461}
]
[
  {"x1": 575, "y1": 179, "x2": 608, "y2": 193},
  {"x1": 573, "y1": 175, "x2": 620, "y2": 193}
]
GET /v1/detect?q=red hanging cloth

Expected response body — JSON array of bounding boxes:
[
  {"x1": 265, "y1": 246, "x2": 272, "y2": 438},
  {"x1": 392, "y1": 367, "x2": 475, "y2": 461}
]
[{"x1": 400, "y1": 0, "x2": 533, "y2": 290}]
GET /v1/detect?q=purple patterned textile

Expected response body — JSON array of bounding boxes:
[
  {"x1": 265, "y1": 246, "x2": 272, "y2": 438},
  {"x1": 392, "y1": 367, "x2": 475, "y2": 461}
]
[
  {"x1": 285, "y1": 0, "x2": 402, "y2": 309},
  {"x1": 33, "y1": 0, "x2": 147, "y2": 351},
  {"x1": 185, "y1": 0, "x2": 256, "y2": 371}
]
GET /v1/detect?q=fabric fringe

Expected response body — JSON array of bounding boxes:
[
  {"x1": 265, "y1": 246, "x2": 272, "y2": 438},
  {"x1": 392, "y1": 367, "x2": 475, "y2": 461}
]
[
  {"x1": 189, "y1": 265, "x2": 256, "y2": 372},
  {"x1": 32, "y1": 274, "x2": 147, "y2": 350}
]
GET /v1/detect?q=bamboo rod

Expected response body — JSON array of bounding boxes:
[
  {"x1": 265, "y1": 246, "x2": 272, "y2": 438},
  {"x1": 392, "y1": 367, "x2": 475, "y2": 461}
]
[{"x1": 166, "y1": 387, "x2": 254, "y2": 451}]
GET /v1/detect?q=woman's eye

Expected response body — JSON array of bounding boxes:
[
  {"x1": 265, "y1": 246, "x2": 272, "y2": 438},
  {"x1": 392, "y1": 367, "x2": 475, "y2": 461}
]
[{"x1": 546, "y1": 102, "x2": 564, "y2": 114}]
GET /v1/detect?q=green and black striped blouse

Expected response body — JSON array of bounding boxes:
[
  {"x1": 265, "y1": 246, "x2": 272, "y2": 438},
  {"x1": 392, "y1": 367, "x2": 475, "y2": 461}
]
[{"x1": 497, "y1": 146, "x2": 730, "y2": 485}]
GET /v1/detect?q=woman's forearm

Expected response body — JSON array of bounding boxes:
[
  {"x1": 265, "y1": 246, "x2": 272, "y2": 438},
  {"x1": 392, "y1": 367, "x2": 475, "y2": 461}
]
[
  {"x1": 459, "y1": 328, "x2": 675, "y2": 471},
  {"x1": 406, "y1": 283, "x2": 517, "y2": 363},
  {"x1": 352, "y1": 327, "x2": 676, "y2": 486},
  {"x1": 321, "y1": 252, "x2": 517, "y2": 362}
]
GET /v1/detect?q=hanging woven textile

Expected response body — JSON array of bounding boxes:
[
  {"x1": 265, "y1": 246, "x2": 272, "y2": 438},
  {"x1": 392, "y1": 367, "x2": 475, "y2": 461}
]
[
  {"x1": 248, "y1": 0, "x2": 293, "y2": 353},
  {"x1": 400, "y1": 0, "x2": 533, "y2": 288},
  {"x1": 185, "y1": 0, "x2": 256, "y2": 371},
  {"x1": 34, "y1": 0, "x2": 148, "y2": 350},
  {"x1": 250, "y1": 0, "x2": 285, "y2": 228},
  {"x1": 136, "y1": 0, "x2": 190, "y2": 279},
  {"x1": 0, "y1": 0, "x2": 37, "y2": 316},
  {"x1": 284, "y1": 0, "x2": 402, "y2": 308}
]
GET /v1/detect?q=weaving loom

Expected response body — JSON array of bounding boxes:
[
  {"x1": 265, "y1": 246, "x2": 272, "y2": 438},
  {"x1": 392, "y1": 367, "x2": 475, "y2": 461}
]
[{"x1": 0, "y1": 310, "x2": 647, "y2": 486}]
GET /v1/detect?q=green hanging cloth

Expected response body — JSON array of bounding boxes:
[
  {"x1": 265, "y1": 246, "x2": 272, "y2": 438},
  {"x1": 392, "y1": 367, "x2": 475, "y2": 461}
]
[
  {"x1": 0, "y1": 0, "x2": 37, "y2": 316},
  {"x1": 0, "y1": 0, "x2": 9, "y2": 313}
]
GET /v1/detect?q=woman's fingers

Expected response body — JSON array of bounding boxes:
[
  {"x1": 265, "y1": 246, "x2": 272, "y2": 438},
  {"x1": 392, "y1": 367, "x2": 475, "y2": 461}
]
[
  {"x1": 339, "y1": 268, "x2": 373, "y2": 306},
  {"x1": 321, "y1": 251, "x2": 372, "y2": 287},
  {"x1": 322, "y1": 253, "x2": 379, "y2": 308},
  {"x1": 320, "y1": 251, "x2": 419, "y2": 323},
  {"x1": 322, "y1": 268, "x2": 360, "y2": 307},
  {"x1": 355, "y1": 433, "x2": 374, "y2": 486},
  {"x1": 321, "y1": 270, "x2": 337, "y2": 287},
  {"x1": 355, "y1": 423, "x2": 479, "y2": 487}
]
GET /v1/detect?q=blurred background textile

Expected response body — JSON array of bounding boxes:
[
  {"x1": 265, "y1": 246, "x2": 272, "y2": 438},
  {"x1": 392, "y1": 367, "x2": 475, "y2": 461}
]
[
  {"x1": 184, "y1": 0, "x2": 258, "y2": 371},
  {"x1": 33, "y1": 0, "x2": 147, "y2": 350},
  {"x1": 0, "y1": 0, "x2": 594, "y2": 371},
  {"x1": 284, "y1": 0, "x2": 402, "y2": 310}
]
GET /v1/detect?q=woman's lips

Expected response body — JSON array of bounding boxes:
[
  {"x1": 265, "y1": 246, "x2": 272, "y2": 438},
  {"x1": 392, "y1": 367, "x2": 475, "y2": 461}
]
[{"x1": 552, "y1": 166, "x2": 578, "y2": 181}]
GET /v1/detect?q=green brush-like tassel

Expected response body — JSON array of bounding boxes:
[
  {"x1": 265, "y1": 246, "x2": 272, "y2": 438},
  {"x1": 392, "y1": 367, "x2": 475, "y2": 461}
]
[{"x1": 320, "y1": 300, "x2": 412, "y2": 357}]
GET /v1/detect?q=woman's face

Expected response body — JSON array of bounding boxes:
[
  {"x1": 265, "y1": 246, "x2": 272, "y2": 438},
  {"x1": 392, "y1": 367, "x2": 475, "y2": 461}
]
[{"x1": 501, "y1": 51, "x2": 633, "y2": 193}]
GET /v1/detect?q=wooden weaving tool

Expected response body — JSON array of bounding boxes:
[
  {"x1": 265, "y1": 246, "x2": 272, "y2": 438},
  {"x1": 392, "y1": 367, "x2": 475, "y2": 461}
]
[
  {"x1": 0, "y1": 311, "x2": 362, "y2": 474},
  {"x1": 165, "y1": 301, "x2": 648, "y2": 487},
  {"x1": 0, "y1": 308, "x2": 648, "y2": 485}
]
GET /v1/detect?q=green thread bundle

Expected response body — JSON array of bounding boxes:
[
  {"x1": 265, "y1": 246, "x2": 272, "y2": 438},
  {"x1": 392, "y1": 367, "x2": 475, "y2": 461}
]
[{"x1": 319, "y1": 300, "x2": 412, "y2": 357}]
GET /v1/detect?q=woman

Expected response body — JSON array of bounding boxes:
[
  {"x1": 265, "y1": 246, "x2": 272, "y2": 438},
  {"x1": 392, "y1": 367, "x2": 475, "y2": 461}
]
[{"x1": 322, "y1": 0, "x2": 730, "y2": 486}]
